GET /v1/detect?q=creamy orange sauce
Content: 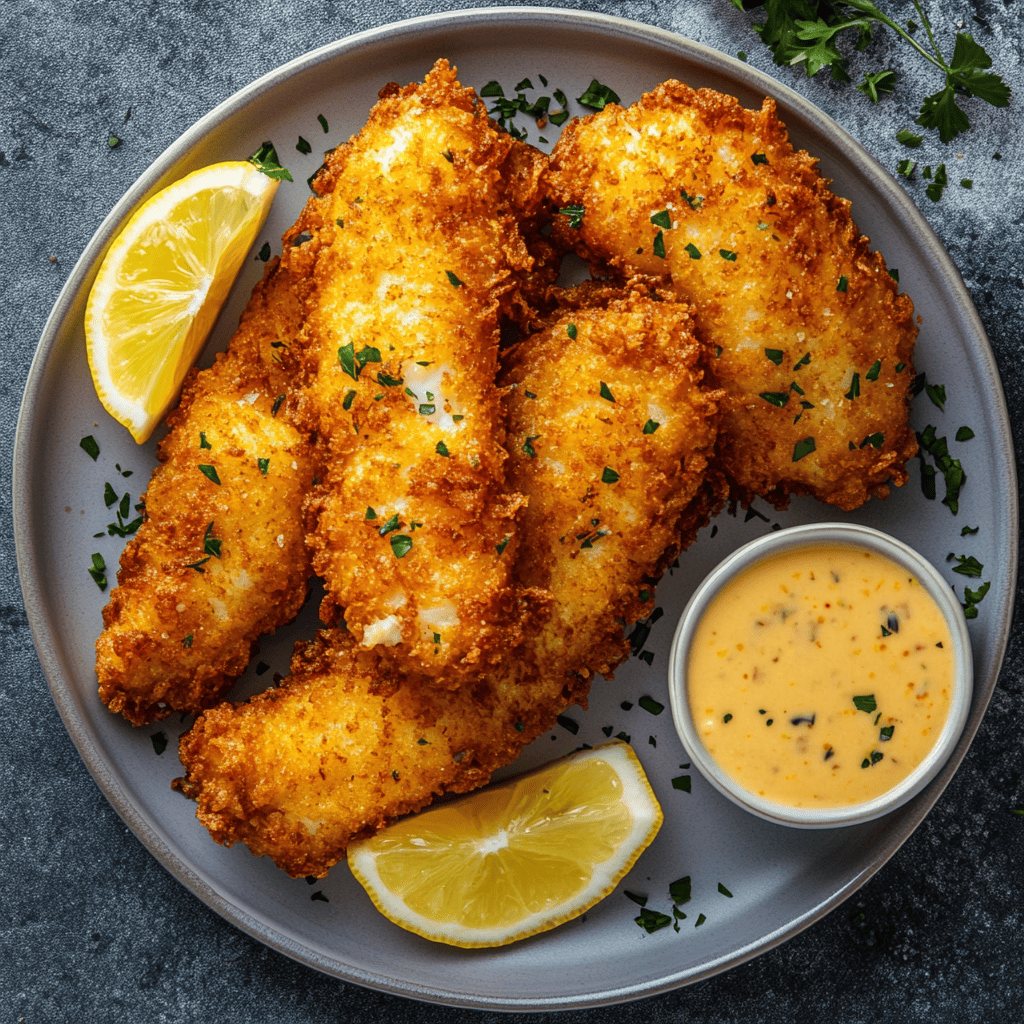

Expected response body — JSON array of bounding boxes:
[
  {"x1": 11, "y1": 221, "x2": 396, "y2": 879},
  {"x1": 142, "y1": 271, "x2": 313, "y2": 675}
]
[{"x1": 688, "y1": 543, "x2": 953, "y2": 808}]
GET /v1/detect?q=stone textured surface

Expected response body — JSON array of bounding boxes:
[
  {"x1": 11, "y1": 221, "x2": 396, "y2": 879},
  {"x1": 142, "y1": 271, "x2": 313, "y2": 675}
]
[{"x1": 2, "y1": 1, "x2": 1022, "y2": 1021}]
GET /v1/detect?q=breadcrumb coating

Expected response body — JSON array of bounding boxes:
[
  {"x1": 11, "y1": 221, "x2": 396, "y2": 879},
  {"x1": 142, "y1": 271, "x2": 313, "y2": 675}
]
[
  {"x1": 282, "y1": 59, "x2": 551, "y2": 684},
  {"x1": 96, "y1": 263, "x2": 317, "y2": 724},
  {"x1": 175, "y1": 286, "x2": 722, "y2": 877},
  {"x1": 548, "y1": 80, "x2": 918, "y2": 511}
]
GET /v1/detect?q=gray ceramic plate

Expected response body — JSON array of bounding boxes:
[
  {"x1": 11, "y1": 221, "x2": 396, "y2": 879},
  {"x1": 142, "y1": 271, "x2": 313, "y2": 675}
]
[{"x1": 13, "y1": 7, "x2": 1017, "y2": 1011}]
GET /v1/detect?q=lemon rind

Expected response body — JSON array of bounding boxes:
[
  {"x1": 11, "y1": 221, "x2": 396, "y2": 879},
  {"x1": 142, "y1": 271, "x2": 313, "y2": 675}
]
[
  {"x1": 347, "y1": 740, "x2": 664, "y2": 948},
  {"x1": 84, "y1": 161, "x2": 279, "y2": 443}
]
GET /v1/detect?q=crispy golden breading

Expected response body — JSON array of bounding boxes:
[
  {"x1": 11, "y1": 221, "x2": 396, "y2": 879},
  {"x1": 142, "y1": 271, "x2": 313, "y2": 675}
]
[
  {"x1": 548, "y1": 81, "x2": 918, "y2": 511},
  {"x1": 502, "y1": 284, "x2": 727, "y2": 674},
  {"x1": 280, "y1": 60, "x2": 549, "y2": 686},
  {"x1": 175, "y1": 287, "x2": 722, "y2": 877},
  {"x1": 96, "y1": 263, "x2": 317, "y2": 725}
]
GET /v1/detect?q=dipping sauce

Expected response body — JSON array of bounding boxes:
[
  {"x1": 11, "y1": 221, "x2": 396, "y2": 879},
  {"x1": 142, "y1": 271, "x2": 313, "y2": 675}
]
[{"x1": 687, "y1": 543, "x2": 953, "y2": 808}]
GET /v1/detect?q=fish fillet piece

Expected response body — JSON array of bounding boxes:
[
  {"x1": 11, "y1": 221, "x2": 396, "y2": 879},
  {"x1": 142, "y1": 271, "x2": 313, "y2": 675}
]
[
  {"x1": 548, "y1": 80, "x2": 918, "y2": 511},
  {"x1": 96, "y1": 263, "x2": 317, "y2": 725},
  {"x1": 175, "y1": 286, "x2": 722, "y2": 877},
  {"x1": 282, "y1": 60, "x2": 549, "y2": 684}
]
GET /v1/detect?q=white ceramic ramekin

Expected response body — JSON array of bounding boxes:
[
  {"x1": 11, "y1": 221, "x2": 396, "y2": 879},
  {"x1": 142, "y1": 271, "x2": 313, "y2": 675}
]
[{"x1": 668, "y1": 523, "x2": 973, "y2": 828}]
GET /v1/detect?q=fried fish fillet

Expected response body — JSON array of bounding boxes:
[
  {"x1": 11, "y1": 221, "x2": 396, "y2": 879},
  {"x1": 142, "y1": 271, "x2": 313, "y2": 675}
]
[
  {"x1": 96, "y1": 262, "x2": 317, "y2": 725},
  {"x1": 282, "y1": 60, "x2": 550, "y2": 684},
  {"x1": 548, "y1": 81, "x2": 918, "y2": 511},
  {"x1": 174, "y1": 287, "x2": 722, "y2": 877}
]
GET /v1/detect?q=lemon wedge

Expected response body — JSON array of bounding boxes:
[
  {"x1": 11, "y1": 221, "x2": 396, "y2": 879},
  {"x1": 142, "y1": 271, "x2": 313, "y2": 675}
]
[
  {"x1": 85, "y1": 161, "x2": 280, "y2": 442},
  {"x1": 347, "y1": 740, "x2": 663, "y2": 948}
]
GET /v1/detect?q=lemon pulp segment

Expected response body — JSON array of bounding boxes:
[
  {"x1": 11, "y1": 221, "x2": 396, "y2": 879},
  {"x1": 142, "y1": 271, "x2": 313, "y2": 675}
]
[
  {"x1": 85, "y1": 161, "x2": 279, "y2": 442},
  {"x1": 348, "y1": 741, "x2": 663, "y2": 947}
]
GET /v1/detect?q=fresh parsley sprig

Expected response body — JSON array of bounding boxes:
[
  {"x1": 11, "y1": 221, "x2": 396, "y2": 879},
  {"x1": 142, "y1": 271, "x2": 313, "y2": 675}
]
[{"x1": 730, "y1": 0, "x2": 1010, "y2": 143}]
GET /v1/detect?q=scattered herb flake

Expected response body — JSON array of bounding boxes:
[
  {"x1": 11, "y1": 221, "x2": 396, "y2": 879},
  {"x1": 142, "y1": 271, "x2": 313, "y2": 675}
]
[
  {"x1": 671, "y1": 775, "x2": 692, "y2": 792},
  {"x1": 599, "y1": 381, "x2": 615, "y2": 403},
  {"x1": 639, "y1": 696, "x2": 664, "y2": 716},
  {"x1": 151, "y1": 732, "x2": 168, "y2": 755},
  {"x1": 577, "y1": 79, "x2": 621, "y2": 110},
  {"x1": 853, "y1": 694, "x2": 878, "y2": 714},
  {"x1": 956, "y1": 426, "x2": 975, "y2": 442},
  {"x1": 792, "y1": 437, "x2": 816, "y2": 462},
  {"x1": 601, "y1": 467, "x2": 620, "y2": 484},
  {"x1": 88, "y1": 552, "x2": 107, "y2": 590},
  {"x1": 684, "y1": 242, "x2": 702, "y2": 259},
  {"x1": 80, "y1": 435, "x2": 100, "y2": 460},
  {"x1": 557, "y1": 714, "x2": 579, "y2": 735},
  {"x1": 643, "y1": 419, "x2": 660, "y2": 434},
  {"x1": 198, "y1": 464, "x2": 221, "y2": 485},
  {"x1": 390, "y1": 534, "x2": 413, "y2": 558},
  {"x1": 248, "y1": 141, "x2": 293, "y2": 182}
]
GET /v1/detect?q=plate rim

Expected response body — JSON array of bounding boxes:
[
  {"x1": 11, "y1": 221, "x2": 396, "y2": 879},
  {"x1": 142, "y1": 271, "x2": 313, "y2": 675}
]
[{"x1": 13, "y1": 5, "x2": 1019, "y2": 1010}]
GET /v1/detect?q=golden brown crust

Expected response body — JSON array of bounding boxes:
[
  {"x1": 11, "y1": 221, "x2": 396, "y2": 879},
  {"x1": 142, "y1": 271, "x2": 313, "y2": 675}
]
[
  {"x1": 280, "y1": 59, "x2": 554, "y2": 684},
  {"x1": 547, "y1": 81, "x2": 917, "y2": 511},
  {"x1": 175, "y1": 283, "x2": 721, "y2": 877},
  {"x1": 96, "y1": 263, "x2": 317, "y2": 725}
]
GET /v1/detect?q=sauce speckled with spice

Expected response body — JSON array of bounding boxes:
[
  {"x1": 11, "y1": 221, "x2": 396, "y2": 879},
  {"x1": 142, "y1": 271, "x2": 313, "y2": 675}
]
[{"x1": 687, "y1": 543, "x2": 953, "y2": 808}]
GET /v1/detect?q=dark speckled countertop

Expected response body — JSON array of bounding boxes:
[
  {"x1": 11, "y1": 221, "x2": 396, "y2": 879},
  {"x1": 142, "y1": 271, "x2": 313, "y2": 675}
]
[{"x1": 3, "y1": 2, "x2": 1023, "y2": 1021}]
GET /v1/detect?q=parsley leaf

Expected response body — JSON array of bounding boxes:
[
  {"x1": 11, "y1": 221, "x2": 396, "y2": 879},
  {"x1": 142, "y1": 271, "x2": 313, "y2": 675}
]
[{"x1": 248, "y1": 141, "x2": 294, "y2": 182}]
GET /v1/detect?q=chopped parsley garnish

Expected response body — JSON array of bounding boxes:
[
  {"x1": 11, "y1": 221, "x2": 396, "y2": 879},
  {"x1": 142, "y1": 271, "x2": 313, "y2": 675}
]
[
  {"x1": 365, "y1": 506, "x2": 377, "y2": 520},
  {"x1": 719, "y1": 249, "x2": 737, "y2": 262},
  {"x1": 558, "y1": 205, "x2": 585, "y2": 229},
  {"x1": 794, "y1": 352, "x2": 810, "y2": 369},
  {"x1": 198, "y1": 464, "x2": 221, "y2": 485},
  {"x1": 836, "y1": 275, "x2": 848, "y2": 292},
  {"x1": 792, "y1": 437, "x2": 816, "y2": 462},
  {"x1": 296, "y1": 136, "x2": 311, "y2": 155},
  {"x1": 897, "y1": 159, "x2": 917, "y2": 178},
  {"x1": 925, "y1": 381, "x2": 947, "y2": 410},
  {"x1": 599, "y1": 381, "x2": 615, "y2": 403},
  {"x1": 435, "y1": 440, "x2": 450, "y2": 458},
  {"x1": 378, "y1": 513, "x2": 400, "y2": 536},
  {"x1": 557, "y1": 714, "x2": 579, "y2": 735},
  {"x1": 684, "y1": 242, "x2": 702, "y2": 259},
  {"x1": 185, "y1": 556, "x2": 211, "y2": 574},
  {"x1": 445, "y1": 270, "x2": 464, "y2": 288},
  {"x1": 376, "y1": 372, "x2": 403, "y2": 388},
  {"x1": 567, "y1": 323, "x2": 578, "y2": 339},
  {"x1": 717, "y1": 883, "x2": 733, "y2": 898},
  {"x1": 751, "y1": 152, "x2": 768, "y2": 165},
  {"x1": 880, "y1": 725, "x2": 895, "y2": 741},
  {"x1": 182, "y1": 634, "x2": 194, "y2": 649},
  {"x1": 671, "y1": 775, "x2": 692, "y2": 792},
  {"x1": 80, "y1": 435, "x2": 100, "y2": 460},
  {"x1": 87, "y1": 553, "x2": 107, "y2": 591},
  {"x1": 576, "y1": 79, "x2": 621, "y2": 111},
  {"x1": 961, "y1": 524, "x2": 979, "y2": 536},
  {"x1": 962, "y1": 580, "x2": 991, "y2": 619},
  {"x1": 151, "y1": 732, "x2": 168, "y2": 756},
  {"x1": 103, "y1": 482, "x2": 118, "y2": 508},
  {"x1": 342, "y1": 389, "x2": 356, "y2": 411},
  {"x1": 765, "y1": 348, "x2": 784, "y2": 365},
  {"x1": 248, "y1": 141, "x2": 293, "y2": 182},
  {"x1": 643, "y1": 419, "x2": 660, "y2": 434},
  {"x1": 390, "y1": 534, "x2": 413, "y2": 558},
  {"x1": 523, "y1": 435, "x2": 540, "y2": 458},
  {"x1": 496, "y1": 536, "x2": 510, "y2": 556},
  {"x1": 635, "y1": 908, "x2": 672, "y2": 933},
  {"x1": 418, "y1": 404, "x2": 435, "y2": 415},
  {"x1": 760, "y1": 391, "x2": 790, "y2": 407},
  {"x1": 650, "y1": 209, "x2": 672, "y2": 229},
  {"x1": 951, "y1": 554, "x2": 983, "y2": 578},
  {"x1": 317, "y1": 114, "x2": 329, "y2": 133},
  {"x1": 955, "y1": 425, "x2": 975, "y2": 442},
  {"x1": 853, "y1": 694, "x2": 877, "y2": 714},
  {"x1": 601, "y1": 466, "x2": 620, "y2": 484},
  {"x1": 638, "y1": 696, "x2": 664, "y2": 715},
  {"x1": 865, "y1": 360, "x2": 882, "y2": 382},
  {"x1": 653, "y1": 231, "x2": 666, "y2": 258},
  {"x1": 926, "y1": 163, "x2": 948, "y2": 202},
  {"x1": 897, "y1": 128, "x2": 924, "y2": 147},
  {"x1": 271, "y1": 394, "x2": 285, "y2": 417},
  {"x1": 695, "y1": 913, "x2": 707, "y2": 927},
  {"x1": 844, "y1": 373, "x2": 861, "y2": 401},
  {"x1": 202, "y1": 522, "x2": 222, "y2": 559},
  {"x1": 917, "y1": 424, "x2": 966, "y2": 513}
]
